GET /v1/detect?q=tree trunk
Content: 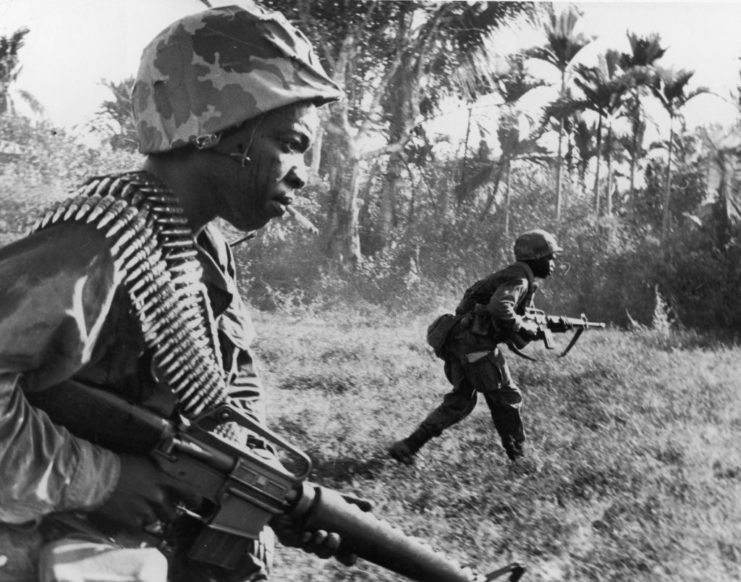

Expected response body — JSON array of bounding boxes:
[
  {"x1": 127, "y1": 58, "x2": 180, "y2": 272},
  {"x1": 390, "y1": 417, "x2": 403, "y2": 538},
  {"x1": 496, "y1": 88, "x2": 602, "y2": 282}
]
[
  {"x1": 504, "y1": 159, "x2": 512, "y2": 235},
  {"x1": 555, "y1": 116, "x2": 564, "y2": 221},
  {"x1": 322, "y1": 112, "x2": 362, "y2": 270},
  {"x1": 379, "y1": 152, "x2": 403, "y2": 243},
  {"x1": 555, "y1": 69, "x2": 566, "y2": 222},
  {"x1": 628, "y1": 92, "x2": 639, "y2": 215},
  {"x1": 326, "y1": 161, "x2": 362, "y2": 270},
  {"x1": 457, "y1": 104, "x2": 473, "y2": 204},
  {"x1": 661, "y1": 115, "x2": 675, "y2": 238},
  {"x1": 592, "y1": 115, "x2": 604, "y2": 215},
  {"x1": 605, "y1": 122, "x2": 614, "y2": 215}
]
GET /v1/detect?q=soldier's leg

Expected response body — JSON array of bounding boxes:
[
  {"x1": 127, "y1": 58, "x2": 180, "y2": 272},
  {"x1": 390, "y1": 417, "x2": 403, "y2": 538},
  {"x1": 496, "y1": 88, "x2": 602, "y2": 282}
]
[
  {"x1": 464, "y1": 348, "x2": 525, "y2": 461},
  {"x1": 389, "y1": 358, "x2": 477, "y2": 465}
]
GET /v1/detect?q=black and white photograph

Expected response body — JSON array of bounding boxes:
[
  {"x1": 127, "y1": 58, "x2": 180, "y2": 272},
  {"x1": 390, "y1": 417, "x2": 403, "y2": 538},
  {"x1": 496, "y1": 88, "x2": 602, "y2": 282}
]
[{"x1": 0, "y1": 1, "x2": 738, "y2": 581}]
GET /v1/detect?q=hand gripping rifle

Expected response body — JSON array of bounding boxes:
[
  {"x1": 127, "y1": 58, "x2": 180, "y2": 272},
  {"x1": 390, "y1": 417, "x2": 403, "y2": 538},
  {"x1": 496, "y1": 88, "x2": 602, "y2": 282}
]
[
  {"x1": 508, "y1": 307, "x2": 606, "y2": 360},
  {"x1": 57, "y1": 381, "x2": 525, "y2": 582}
]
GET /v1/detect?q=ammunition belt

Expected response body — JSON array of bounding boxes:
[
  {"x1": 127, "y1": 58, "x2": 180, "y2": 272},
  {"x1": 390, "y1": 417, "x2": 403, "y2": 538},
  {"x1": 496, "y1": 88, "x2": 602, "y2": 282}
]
[{"x1": 32, "y1": 171, "x2": 227, "y2": 417}]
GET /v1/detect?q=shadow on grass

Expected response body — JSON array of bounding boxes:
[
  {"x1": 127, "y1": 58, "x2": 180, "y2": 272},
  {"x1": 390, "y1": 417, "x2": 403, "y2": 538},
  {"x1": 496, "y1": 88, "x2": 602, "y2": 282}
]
[
  {"x1": 278, "y1": 374, "x2": 356, "y2": 394},
  {"x1": 309, "y1": 451, "x2": 389, "y2": 485}
]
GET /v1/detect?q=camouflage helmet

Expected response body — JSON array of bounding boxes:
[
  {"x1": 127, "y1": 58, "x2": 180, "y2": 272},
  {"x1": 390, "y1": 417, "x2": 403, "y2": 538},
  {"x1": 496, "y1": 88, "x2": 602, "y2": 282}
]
[
  {"x1": 514, "y1": 229, "x2": 563, "y2": 261},
  {"x1": 132, "y1": 3, "x2": 342, "y2": 153}
]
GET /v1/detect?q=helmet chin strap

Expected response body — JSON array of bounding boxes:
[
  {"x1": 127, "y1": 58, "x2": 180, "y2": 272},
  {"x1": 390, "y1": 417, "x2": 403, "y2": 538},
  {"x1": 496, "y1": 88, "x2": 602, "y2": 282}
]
[{"x1": 214, "y1": 115, "x2": 264, "y2": 168}]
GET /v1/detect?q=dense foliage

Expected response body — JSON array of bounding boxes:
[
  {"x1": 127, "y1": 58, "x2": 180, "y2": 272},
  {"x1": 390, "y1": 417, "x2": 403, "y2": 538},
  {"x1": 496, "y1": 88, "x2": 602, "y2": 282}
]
[{"x1": 1, "y1": 1, "x2": 740, "y2": 335}]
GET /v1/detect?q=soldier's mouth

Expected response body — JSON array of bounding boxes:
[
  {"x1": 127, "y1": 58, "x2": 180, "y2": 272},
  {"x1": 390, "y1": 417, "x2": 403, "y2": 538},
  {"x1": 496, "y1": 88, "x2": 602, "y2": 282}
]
[
  {"x1": 269, "y1": 194, "x2": 294, "y2": 216},
  {"x1": 275, "y1": 194, "x2": 294, "y2": 207}
]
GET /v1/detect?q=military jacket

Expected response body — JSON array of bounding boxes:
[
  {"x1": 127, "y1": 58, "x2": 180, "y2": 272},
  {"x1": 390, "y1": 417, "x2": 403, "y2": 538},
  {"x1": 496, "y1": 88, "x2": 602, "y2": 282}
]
[
  {"x1": 448, "y1": 261, "x2": 536, "y2": 354},
  {"x1": 0, "y1": 204, "x2": 261, "y2": 577}
]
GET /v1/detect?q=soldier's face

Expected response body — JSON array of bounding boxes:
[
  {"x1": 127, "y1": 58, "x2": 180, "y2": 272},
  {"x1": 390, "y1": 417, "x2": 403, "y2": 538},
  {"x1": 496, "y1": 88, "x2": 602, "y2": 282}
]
[
  {"x1": 531, "y1": 255, "x2": 556, "y2": 278},
  {"x1": 212, "y1": 102, "x2": 319, "y2": 231}
]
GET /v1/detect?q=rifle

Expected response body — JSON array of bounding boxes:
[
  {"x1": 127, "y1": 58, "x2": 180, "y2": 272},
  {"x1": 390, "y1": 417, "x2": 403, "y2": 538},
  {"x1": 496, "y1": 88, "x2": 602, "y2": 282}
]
[
  {"x1": 508, "y1": 307, "x2": 606, "y2": 359},
  {"x1": 54, "y1": 381, "x2": 525, "y2": 582}
]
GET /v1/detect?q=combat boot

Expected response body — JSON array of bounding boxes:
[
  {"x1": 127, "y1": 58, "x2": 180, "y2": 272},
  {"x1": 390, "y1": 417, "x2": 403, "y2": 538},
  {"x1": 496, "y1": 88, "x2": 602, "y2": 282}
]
[
  {"x1": 388, "y1": 427, "x2": 432, "y2": 465},
  {"x1": 508, "y1": 453, "x2": 539, "y2": 476}
]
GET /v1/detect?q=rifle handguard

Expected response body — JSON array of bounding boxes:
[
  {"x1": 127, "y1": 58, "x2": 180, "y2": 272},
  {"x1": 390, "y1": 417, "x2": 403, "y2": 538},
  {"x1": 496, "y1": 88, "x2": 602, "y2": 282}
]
[{"x1": 289, "y1": 483, "x2": 524, "y2": 582}]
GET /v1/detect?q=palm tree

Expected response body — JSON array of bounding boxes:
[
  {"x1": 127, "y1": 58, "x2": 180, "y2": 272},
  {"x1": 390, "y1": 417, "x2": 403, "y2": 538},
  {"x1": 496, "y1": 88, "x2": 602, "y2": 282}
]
[
  {"x1": 383, "y1": 2, "x2": 533, "y2": 244},
  {"x1": 526, "y1": 4, "x2": 593, "y2": 220},
  {"x1": 0, "y1": 27, "x2": 43, "y2": 117},
  {"x1": 91, "y1": 78, "x2": 138, "y2": 152},
  {"x1": 265, "y1": 0, "x2": 532, "y2": 268},
  {"x1": 650, "y1": 66, "x2": 709, "y2": 237},
  {"x1": 490, "y1": 55, "x2": 546, "y2": 231},
  {"x1": 620, "y1": 32, "x2": 666, "y2": 208},
  {"x1": 572, "y1": 116, "x2": 598, "y2": 198},
  {"x1": 494, "y1": 110, "x2": 547, "y2": 233},
  {"x1": 549, "y1": 51, "x2": 628, "y2": 215},
  {"x1": 456, "y1": 54, "x2": 545, "y2": 210}
]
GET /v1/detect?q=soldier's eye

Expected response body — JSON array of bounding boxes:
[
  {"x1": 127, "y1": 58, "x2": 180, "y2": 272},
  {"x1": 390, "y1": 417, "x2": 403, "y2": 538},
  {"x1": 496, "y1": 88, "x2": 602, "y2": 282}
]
[{"x1": 280, "y1": 136, "x2": 306, "y2": 154}]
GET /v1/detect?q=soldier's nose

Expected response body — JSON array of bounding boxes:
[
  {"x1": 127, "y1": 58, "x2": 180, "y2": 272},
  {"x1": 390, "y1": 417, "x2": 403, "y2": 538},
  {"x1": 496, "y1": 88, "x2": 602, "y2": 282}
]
[{"x1": 286, "y1": 165, "x2": 307, "y2": 189}]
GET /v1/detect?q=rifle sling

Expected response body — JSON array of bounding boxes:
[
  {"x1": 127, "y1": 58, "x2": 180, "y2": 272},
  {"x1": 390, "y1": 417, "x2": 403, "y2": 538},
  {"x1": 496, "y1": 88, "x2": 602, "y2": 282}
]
[
  {"x1": 506, "y1": 342, "x2": 539, "y2": 362},
  {"x1": 559, "y1": 327, "x2": 584, "y2": 358}
]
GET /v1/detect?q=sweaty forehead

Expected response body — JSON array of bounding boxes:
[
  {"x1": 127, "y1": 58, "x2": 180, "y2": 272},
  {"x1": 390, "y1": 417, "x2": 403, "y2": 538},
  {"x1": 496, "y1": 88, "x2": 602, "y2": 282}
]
[{"x1": 263, "y1": 102, "x2": 319, "y2": 138}]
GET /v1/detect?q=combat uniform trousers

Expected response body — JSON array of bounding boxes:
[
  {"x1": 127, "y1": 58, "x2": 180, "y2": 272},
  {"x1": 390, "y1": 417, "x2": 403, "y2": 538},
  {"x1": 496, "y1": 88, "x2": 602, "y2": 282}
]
[{"x1": 419, "y1": 344, "x2": 526, "y2": 460}]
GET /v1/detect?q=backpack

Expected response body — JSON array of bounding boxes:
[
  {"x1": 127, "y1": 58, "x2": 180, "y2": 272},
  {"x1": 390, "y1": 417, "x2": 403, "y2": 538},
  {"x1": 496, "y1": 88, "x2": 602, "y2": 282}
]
[{"x1": 426, "y1": 313, "x2": 458, "y2": 357}]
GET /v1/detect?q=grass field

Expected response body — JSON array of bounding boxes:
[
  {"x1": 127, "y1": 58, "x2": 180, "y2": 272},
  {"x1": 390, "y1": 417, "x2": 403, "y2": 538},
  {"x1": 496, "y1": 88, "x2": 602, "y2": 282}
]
[{"x1": 251, "y1": 309, "x2": 741, "y2": 582}]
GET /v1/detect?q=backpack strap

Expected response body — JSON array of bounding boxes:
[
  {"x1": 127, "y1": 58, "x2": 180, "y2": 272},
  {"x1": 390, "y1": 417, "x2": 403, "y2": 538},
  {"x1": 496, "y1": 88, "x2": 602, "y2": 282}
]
[{"x1": 512, "y1": 261, "x2": 537, "y2": 313}]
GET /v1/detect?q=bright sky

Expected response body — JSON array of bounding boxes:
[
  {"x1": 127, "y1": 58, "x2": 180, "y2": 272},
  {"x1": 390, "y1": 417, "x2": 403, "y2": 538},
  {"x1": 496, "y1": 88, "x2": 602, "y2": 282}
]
[{"x1": 1, "y1": 0, "x2": 740, "y2": 133}]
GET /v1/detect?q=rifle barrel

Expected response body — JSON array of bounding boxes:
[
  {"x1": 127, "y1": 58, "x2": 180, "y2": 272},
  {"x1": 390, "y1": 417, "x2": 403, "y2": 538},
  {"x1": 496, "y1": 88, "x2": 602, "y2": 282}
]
[{"x1": 294, "y1": 484, "x2": 481, "y2": 582}]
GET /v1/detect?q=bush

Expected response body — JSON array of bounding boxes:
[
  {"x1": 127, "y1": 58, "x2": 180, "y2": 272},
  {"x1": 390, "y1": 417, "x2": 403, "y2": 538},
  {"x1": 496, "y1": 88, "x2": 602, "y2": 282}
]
[
  {"x1": 0, "y1": 115, "x2": 141, "y2": 242},
  {"x1": 2, "y1": 114, "x2": 738, "y2": 335}
]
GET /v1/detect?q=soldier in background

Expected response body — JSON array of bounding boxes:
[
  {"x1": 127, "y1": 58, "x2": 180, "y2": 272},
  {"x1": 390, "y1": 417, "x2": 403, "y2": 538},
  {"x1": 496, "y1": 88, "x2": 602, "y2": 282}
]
[
  {"x1": 0, "y1": 4, "x2": 347, "y2": 581},
  {"x1": 388, "y1": 230, "x2": 562, "y2": 472}
]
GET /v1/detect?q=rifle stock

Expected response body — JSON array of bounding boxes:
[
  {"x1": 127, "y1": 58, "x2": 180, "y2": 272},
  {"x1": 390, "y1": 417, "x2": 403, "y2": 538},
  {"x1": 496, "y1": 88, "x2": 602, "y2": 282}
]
[{"x1": 49, "y1": 381, "x2": 525, "y2": 582}]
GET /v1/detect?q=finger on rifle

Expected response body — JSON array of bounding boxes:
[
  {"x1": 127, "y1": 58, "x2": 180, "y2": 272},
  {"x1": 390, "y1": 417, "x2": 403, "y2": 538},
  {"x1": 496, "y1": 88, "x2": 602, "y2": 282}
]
[
  {"x1": 161, "y1": 475, "x2": 202, "y2": 510},
  {"x1": 341, "y1": 493, "x2": 373, "y2": 512},
  {"x1": 300, "y1": 530, "x2": 314, "y2": 545},
  {"x1": 325, "y1": 532, "x2": 341, "y2": 553},
  {"x1": 311, "y1": 530, "x2": 339, "y2": 559},
  {"x1": 336, "y1": 551, "x2": 358, "y2": 567}
]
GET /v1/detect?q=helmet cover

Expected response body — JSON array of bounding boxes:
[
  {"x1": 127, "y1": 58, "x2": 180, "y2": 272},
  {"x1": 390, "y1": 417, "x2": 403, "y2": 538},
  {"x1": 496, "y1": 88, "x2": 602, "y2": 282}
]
[
  {"x1": 133, "y1": 3, "x2": 342, "y2": 153},
  {"x1": 514, "y1": 229, "x2": 563, "y2": 261}
]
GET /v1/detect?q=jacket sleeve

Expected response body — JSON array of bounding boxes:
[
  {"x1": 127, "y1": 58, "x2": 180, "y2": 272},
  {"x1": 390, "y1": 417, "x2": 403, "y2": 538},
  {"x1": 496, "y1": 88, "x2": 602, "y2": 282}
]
[
  {"x1": 197, "y1": 224, "x2": 267, "y2": 425},
  {"x1": 0, "y1": 225, "x2": 122, "y2": 523},
  {"x1": 487, "y1": 275, "x2": 531, "y2": 333},
  {"x1": 218, "y1": 267, "x2": 266, "y2": 424}
]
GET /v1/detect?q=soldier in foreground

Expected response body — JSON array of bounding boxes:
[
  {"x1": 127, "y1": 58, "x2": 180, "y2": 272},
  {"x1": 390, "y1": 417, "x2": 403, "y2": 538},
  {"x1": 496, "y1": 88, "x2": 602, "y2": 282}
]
[
  {"x1": 0, "y1": 4, "x2": 347, "y2": 581},
  {"x1": 389, "y1": 230, "x2": 562, "y2": 472}
]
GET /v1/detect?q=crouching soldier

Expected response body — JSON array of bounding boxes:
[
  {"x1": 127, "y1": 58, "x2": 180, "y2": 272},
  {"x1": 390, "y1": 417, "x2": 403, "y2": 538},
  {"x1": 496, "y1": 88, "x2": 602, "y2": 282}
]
[{"x1": 389, "y1": 230, "x2": 562, "y2": 472}]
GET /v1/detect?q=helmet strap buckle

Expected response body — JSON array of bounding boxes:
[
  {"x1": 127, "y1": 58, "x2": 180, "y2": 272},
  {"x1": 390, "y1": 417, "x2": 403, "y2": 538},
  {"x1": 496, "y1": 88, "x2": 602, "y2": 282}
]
[{"x1": 192, "y1": 134, "x2": 221, "y2": 150}]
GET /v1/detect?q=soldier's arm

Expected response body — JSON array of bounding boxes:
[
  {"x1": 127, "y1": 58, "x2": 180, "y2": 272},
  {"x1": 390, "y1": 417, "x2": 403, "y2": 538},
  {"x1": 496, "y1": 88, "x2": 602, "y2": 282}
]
[
  {"x1": 0, "y1": 225, "x2": 121, "y2": 523},
  {"x1": 487, "y1": 277, "x2": 530, "y2": 333},
  {"x1": 220, "y1": 298, "x2": 266, "y2": 425},
  {"x1": 199, "y1": 224, "x2": 268, "y2": 424}
]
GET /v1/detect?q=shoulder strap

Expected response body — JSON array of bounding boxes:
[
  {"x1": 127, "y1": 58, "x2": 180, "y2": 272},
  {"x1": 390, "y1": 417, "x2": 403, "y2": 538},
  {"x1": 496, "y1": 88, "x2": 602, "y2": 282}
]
[
  {"x1": 512, "y1": 261, "x2": 537, "y2": 310},
  {"x1": 32, "y1": 172, "x2": 227, "y2": 418},
  {"x1": 456, "y1": 262, "x2": 535, "y2": 315}
]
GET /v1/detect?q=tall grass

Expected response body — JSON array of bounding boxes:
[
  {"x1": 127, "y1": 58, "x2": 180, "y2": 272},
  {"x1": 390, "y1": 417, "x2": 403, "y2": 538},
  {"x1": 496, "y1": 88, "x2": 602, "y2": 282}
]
[{"x1": 253, "y1": 309, "x2": 741, "y2": 582}]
